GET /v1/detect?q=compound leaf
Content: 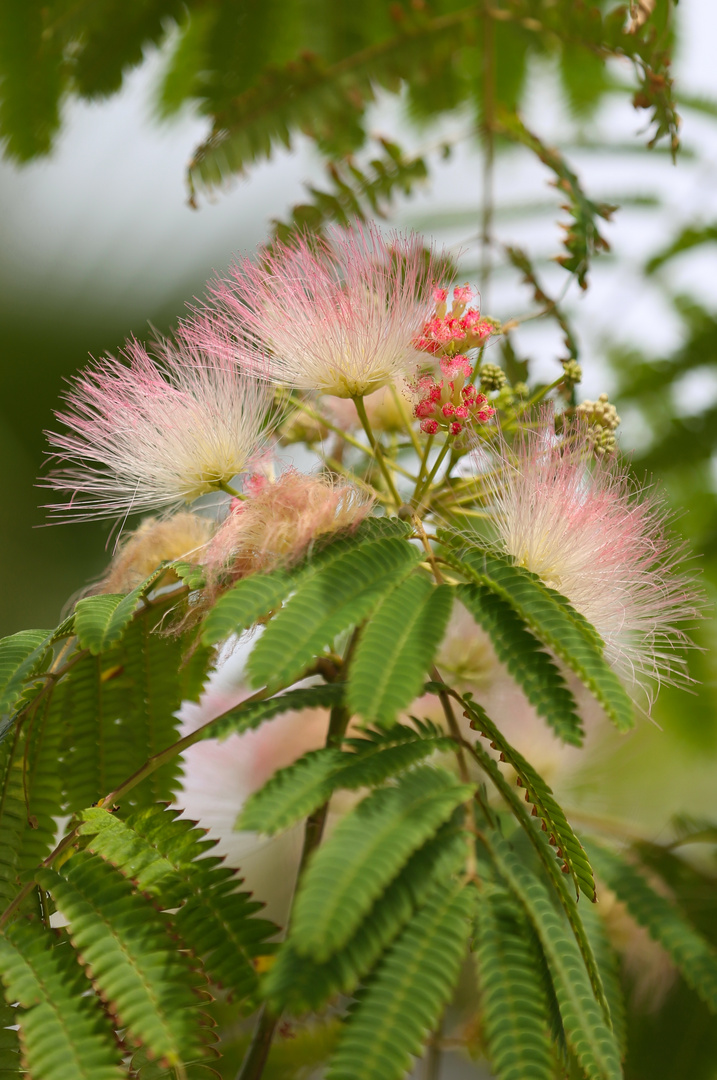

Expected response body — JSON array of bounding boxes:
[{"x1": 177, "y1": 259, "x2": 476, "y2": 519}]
[
  {"x1": 325, "y1": 878, "x2": 478, "y2": 1080},
  {"x1": 348, "y1": 577, "x2": 453, "y2": 725},
  {"x1": 290, "y1": 765, "x2": 473, "y2": 962}
]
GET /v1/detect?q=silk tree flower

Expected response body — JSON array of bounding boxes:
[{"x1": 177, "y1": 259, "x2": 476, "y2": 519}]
[
  {"x1": 43, "y1": 338, "x2": 275, "y2": 522},
  {"x1": 203, "y1": 468, "x2": 374, "y2": 587},
  {"x1": 414, "y1": 284, "x2": 496, "y2": 356},
  {"x1": 412, "y1": 355, "x2": 495, "y2": 436},
  {"x1": 483, "y1": 409, "x2": 701, "y2": 705},
  {"x1": 98, "y1": 512, "x2": 214, "y2": 594},
  {"x1": 185, "y1": 223, "x2": 443, "y2": 398}
]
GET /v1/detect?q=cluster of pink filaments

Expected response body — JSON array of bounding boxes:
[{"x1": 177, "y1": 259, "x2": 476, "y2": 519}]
[
  {"x1": 412, "y1": 356, "x2": 495, "y2": 436},
  {"x1": 414, "y1": 285, "x2": 495, "y2": 355}
]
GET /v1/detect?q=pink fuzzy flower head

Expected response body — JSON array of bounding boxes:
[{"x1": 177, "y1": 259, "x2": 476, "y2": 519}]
[
  {"x1": 186, "y1": 223, "x2": 443, "y2": 399},
  {"x1": 411, "y1": 357, "x2": 495, "y2": 437},
  {"x1": 483, "y1": 408, "x2": 702, "y2": 707},
  {"x1": 42, "y1": 337, "x2": 274, "y2": 522},
  {"x1": 203, "y1": 468, "x2": 374, "y2": 586}
]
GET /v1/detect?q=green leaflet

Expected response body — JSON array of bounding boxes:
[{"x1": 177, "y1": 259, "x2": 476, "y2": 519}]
[
  {"x1": 578, "y1": 896, "x2": 627, "y2": 1056},
  {"x1": 38, "y1": 854, "x2": 207, "y2": 1066},
  {"x1": 265, "y1": 823, "x2": 466, "y2": 1015},
  {"x1": 201, "y1": 570, "x2": 294, "y2": 646},
  {"x1": 248, "y1": 537, "x2": 422, "y2": 691},
  {"x1": 587, "y1": 840, "x2": 717, "y2": 1013},
  {"x1": 120, "y1": 613, "x2": 185, "y2": 803},
  {"x1": 464, "y1": 721, "x2": 608, "y2": 1030},
  {"x1": 488, "y1": 835, "x2": 622, "y2": 1080},
  {"x1": 0, "y1": 1002, "x2": 21, "y2": 1076},
  {"x1": 206, "y1": 682, "x2": 345, "y2": 742},
  {"x1": 457, "y1": 691, "x2": 596, "y2": 902},
  {"x1": 273, "y1": 137, "x2": 429, "y2": 244},
  {"x1": 238, "y1": 720, "x2": 455, "y2": 835},
  {"x1": 17, "y1": 692, "x2": 64, "y2": 875},
  {"x1": 73, "y1": 565, "x2": 169, "y2": 655},
  {"x1": 475, "y1": 888, "x2": 556, "y2": 1080},
  {"x1": 0, "y1": 922, "x2": 124, "y2": 1080},
  {"x1": 455, "y1": 548, "x2": 634, "y2": 732},
  {"x1": 201, "y1": 516, "x2": 412, "y2": 648},
  {"x1": 325, "y1": 878, "x2": 478, "y2": 1080},
  {"x1": 0, "y1": 729, "x2": 26, "y2": 911},
  {"x1": 60, "y1": 603, "x2": 186, "y2": 812},
  {"x1": 457, "y1": 583, "x2": 584, "y2": 746},
  {"x1": 0, "y1": 629, "x2": 51, "y2": 719},
  {"x1": 179, "y1": 638, "x2": 216, "y2": 704},
  {"x1": 187, "y1": 12, "x2": 464, "y2": 197},
  {"x1": 172, "y1": 560, "x2": 207, "y2": 591},
  {"x1": 347, "y1": 576, "x2": 453, "y2": 725},
  {"x1": 290, "y1": 765, "x2": 473, "y2": 962},
  {"x1": 79, "y1": 806, "x2": 278, "y2": 1002},
  {"x1": 495, "y1": 107, "x2": 614, "y2": 288}
]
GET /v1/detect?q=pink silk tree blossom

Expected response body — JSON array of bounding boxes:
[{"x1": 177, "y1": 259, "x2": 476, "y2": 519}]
[
  {"x1": 184, "y1": 223, "x2": 444, "y2": 399},
  {"x1": 43, "y1": 337, "x2": 274, "y2": 522},
  {"x1": 483, "y1": 409, "x2": 702, "y2": 706}
]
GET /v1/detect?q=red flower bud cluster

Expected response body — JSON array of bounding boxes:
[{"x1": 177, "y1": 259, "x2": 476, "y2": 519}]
[
  {"x1": 414, "y1": 285, "x2": 494, "y2": 355},
  {"x1": 412, "y1": 356, "x2": 495, "y2": 436}
]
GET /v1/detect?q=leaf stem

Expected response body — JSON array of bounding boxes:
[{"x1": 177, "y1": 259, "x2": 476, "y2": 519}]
[
  {"x1": 352, "y1": 395, "x2": 402, "y2": 508},
  {"x1": 413, "y1": 437, "x2": 453, "y2": 507},
  {"x1": 233, "y1": 1006, "x2": 278, "y2": 1080}
]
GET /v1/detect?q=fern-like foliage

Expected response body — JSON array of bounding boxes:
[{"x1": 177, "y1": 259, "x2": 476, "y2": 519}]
[
  {"x1": 0, "y1": 729, "x2": 30, "y2": 911},
  {"x1": 347, "y1": 576, "x2": 453, "y2": 725},
  {"x1": 504, "y1": 245, "x2": 579, "y2": 362},
  {"x1": 79, "y1": 805, "x2": 278, "y2": 1002},
  {"x1": 72, "y1": 565, "x2": 168, "y2": 654},
  {"x1": 239, "y1": 720, "x2": 455, "y2": 835},
  {"x1": 247, "y1": 536, "x2": 421, "y2": 691},
  {"x1": 289, "y1": 765, "x2": 473, "y2": 962},
  {"x1": 488, "y1": 834, "x2": 622, "y2": 1080},
  {"x1": 201, "y1": 570, "x2": 294, "y2": 646},
  {"x1": 0, "y1": 921, "x2": 124, "y2": 1080},
  {"x1": 37, "y1": 853, "x2": 208, "y2": 1065},
  {"x1": 495, "y1": 107, "x2": 615, "y2": 288},
  {"x1": 206, "y1": 682, "x2": 346, "y2": 741},
  {"x1": 264, "y1": 821, "x2": 466, "y2": 1015},
  {"x1": 271, "y1": 137, "x2": 430, "y2": 243},
  {"x1": 0, "y1": 629, "x2": 50, "y2": 720},
  {"x1": 0, "y1": 1001, "x2": 21, "y2": 1076},
  {"x1": 457, "y1": 582, "x2": 584, "y2": 746},
  {"x1": 587, "y1": 840, "x2": 717, "y2": 1013},
  {"x1": 458, "y1": 690, "x2": 596, "y2": 902},
  {"x1": 450, "y1": 546, "x2": 634, "y2": 733},
  {"x1": 187, "y1": 5, "x2": 474, "y2": 200},
  {"x1": 325, "y1": 877, "x2": 478, "y2": 1080},
  {"x1": 16, "y1": 692, "x2": 64, "y2": 875},
  {"x1": 475, "y1": 887, "x2": 556, "y2": 1080},
  {"x1": 578, "y1": 896, "x2": 627, "y2": 1057}
]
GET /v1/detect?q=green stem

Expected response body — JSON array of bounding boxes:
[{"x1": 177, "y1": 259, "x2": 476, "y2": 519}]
[
  {"x1": 217, "y1": 479, "x2": 241, "y2": 497},
  {"x1": 287, "y1": 395, "x2": 375, "y2": 458},
  {"x1": 234, "y1": 1007, "x2": 278, "y2": 1080},
  {"x1": 412, "y1": 438, "x2": 453, "y2": 507},
  {"x1": 235, "y1": 637, "x2": 355, "y2": 1080},
  {"x1": 352, "y1": 395, "x2": 402, "y2": 508},
  {"x1": 414, "y1": 433, "x2": 434, "y2": 494},
  {"x1": 297, "y1": 701, "x2": 351, "y2": 872}
]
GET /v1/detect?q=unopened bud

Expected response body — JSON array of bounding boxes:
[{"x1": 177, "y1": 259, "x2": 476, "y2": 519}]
[{"x1": 479, "y1": 363, "x2": 507, "y2": 392}]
